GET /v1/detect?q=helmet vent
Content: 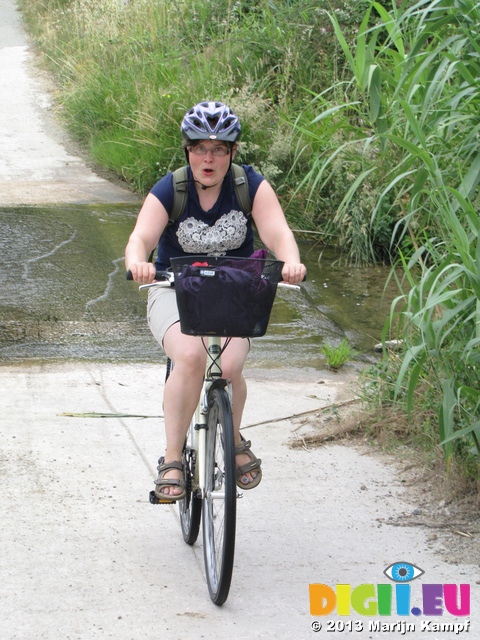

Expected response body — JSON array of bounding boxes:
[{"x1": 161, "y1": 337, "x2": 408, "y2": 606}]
[{"x1": 207, "y1": 116, "x2": 219, "y2": 130}]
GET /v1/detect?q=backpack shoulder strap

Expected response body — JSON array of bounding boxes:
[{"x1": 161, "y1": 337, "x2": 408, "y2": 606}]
[
  {"x1": 169, "y1": 166, "x2": 189, "y2": 225},
  {"x1": 148, "y1": 166, "x2": 188, "y2": 262},
  {"x1": 231, "y1": 163, "x2": 252, "y2": 216}
]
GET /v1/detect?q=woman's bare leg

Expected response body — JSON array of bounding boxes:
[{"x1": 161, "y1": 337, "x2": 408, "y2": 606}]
[
  {"x1": 221, "y1": 338, "x2": 259, "y2": 485},
  {"x1": 160, "y1": 324, "x2": 206, "y2": 495},
  {"x1": 159, "y1": 329, "x2": 257, "y2": 493}
]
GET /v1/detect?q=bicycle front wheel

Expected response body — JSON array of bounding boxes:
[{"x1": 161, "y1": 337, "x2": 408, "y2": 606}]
[{"x1": 202, "y1": 385, "x2": 236, "y2": 605}]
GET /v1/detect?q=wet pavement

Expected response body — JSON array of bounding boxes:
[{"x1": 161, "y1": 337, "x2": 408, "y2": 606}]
[{"x1": 0, "y1": 204, "x2": 397, "y2": 367}]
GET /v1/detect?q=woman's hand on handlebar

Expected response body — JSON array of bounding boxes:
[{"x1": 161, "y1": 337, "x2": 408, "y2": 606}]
[
  {"x1": 126, "y1": 261, "x2": 157, "y2": 284},
  {"x1": 281, "y1": 263, "x2": 307, "y2": 285}
]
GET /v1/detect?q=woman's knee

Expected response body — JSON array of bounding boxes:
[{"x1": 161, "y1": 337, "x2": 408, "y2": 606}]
[
  {"x1": 221, "y1": 357, "x2": 248, "y2": 385},
  {"x1": 221, "y1": 361, "x2": 244, "y2": 382},
  {"x1": 221, "y1": 339, "x2": 249, "y2": 381},
  {"x1": 165, "y1": 333, "x2": 206, "y2": 373},
  {"x1": 177, "y1": 345, "x2": 206, "y2": 372}
]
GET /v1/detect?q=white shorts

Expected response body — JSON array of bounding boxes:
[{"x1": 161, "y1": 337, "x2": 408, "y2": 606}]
[{"x1": 147, "y1": 286, "x2": 179, "y2": 349}]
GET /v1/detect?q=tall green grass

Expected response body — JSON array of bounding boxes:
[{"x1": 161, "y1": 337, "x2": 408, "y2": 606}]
[
  {"x1": 18, "y1": 0, "x2": 365, "y2": 211},
  {"x1": 294, "y1": 0, "x2": 480, "y2": 472},
  {"x1": 292, "y1": 0, "x2": 479, "y2": 261}
]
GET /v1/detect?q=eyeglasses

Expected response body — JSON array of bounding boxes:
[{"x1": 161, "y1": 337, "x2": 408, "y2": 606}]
[{"x1": 188, "y1": 144, "x2": 231, "y2": 157}]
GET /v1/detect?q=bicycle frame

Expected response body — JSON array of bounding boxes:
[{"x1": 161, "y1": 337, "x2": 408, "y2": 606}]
[{"x1": 191, "y1": 335, "x2": 231, "y2": 500}]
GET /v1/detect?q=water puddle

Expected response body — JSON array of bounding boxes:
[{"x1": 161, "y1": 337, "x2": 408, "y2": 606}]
[{"x1": 0, "y1": 204, "x2": 399, "y2": 369}]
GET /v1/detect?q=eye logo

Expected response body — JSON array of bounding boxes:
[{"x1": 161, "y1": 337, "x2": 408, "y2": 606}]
[{"x1": 384, "y1": 562, "x2": 424, "y2": 583}]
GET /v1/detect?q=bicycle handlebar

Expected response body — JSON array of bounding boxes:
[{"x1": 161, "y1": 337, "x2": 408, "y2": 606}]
[{"x1": 126, "y1": 268, "x2": 305, "y2": 289}]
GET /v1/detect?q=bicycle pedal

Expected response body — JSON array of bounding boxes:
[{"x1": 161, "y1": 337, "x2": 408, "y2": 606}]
[{"x1": 149, "y1": 490, "x2": 176, "y2": 505}]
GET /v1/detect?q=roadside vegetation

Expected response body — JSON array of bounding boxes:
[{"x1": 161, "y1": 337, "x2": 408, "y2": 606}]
[
  {"x1": 321, "y1": 338, "x2": 357, "y2": 370},
  {"x1": 19, "y1": 0, "x2": 480, "y2": 484}
]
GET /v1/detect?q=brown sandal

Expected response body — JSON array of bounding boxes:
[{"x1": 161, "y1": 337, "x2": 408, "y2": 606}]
[
  {"x1": 235, "y1": 434, "x2": 262, "y2": 490},
  {"x1": 154, "y1": 457, "x2": 186, "y2": 502}
]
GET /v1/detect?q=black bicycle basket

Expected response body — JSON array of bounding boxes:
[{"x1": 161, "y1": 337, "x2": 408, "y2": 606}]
[{"x1": 170, "y1": 255, "x2": 284, "y2": 337}]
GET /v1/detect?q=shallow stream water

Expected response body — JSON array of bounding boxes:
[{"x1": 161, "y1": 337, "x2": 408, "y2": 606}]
[{"x1": 1, "y1": 204, "x2": 400, "y2": 370}]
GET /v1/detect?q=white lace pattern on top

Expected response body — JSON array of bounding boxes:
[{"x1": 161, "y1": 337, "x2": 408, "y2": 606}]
[{"x1": 176, "y1": 210, "x2": 248, "y2": 255}]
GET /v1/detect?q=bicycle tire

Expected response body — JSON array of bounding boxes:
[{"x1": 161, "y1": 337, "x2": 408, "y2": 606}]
[
  {"x1": 179, "y1": 418, "x2": 202, "y2": 545},
  {"x1": 202, "y1": 385, "x2": 237, "y2": 605}
]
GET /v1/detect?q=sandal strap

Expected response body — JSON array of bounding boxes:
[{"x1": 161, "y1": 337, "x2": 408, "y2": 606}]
[
  {"x1": 235, "y1": 435, "x2": 252, "y2": 455},
  {"x1": 155, "y1": 477, "x2": 183, "y2": 489},
  {"x1": 154, "y1": 457, "x2": 185, "y2": 494},
  {"x1": 235, "y1": 435, "x2": 262, "y2": 490},
  {"x1": 236, "y1": 458, "x2": 262, "y2": 477},
  {"x1": 155, "y1": 457, "x2": 184, "y2": 487},
  {"x1": 156, "y1": 457, "x2": 183, "y2": 473}
]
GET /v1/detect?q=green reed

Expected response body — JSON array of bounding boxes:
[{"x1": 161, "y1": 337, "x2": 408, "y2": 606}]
[{"x1": 294, "y1": 0, "x2": 480, "y2": 471}]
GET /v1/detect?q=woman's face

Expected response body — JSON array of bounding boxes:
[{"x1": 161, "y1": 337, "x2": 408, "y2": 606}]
[{"x1": 187, "y1": 141, "x2": 237, "y2": 189}]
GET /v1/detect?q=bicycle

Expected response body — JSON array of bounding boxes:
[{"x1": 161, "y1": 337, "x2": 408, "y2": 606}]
[{"x1": 128, "y1": 254, "x2": 291, "y2": 605}]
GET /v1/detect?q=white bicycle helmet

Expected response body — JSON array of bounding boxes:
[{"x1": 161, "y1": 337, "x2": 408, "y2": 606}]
[{"x1": 181, "y1": 101, "x2": 241, "y2": 142}]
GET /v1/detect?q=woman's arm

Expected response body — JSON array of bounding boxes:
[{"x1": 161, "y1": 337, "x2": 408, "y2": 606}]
[
  {"x1": 125, "y1": 193, "x2": 169, "y2": 283},
  {"x1": 251, "y1": 180, "x2": 306, "y2": 284}
]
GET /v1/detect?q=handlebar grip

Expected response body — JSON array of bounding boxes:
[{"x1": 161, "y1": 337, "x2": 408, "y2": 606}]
[
  {"x1": 126, "y1": 269, "x2": 172, "y2": 282},
  {"x1": 279, "y1": 274, "x2": 307, "y2": 284}
]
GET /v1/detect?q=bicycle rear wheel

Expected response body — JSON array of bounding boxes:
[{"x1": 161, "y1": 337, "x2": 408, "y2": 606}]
[
  {"x1": 202, "y1": 385, "x2": 236, "y2": 605},
  {"x1": 179, "y1": 418, "x2": 202, "y2": 545}
]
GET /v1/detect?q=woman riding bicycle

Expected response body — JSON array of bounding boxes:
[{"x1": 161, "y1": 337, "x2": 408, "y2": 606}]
[{"x1": 125, "y1": 101, "x2": 306, "y2": 499}]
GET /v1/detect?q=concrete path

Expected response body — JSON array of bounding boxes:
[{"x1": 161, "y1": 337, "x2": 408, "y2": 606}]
[
  {"x1": 0, "y1": 1, "x2": 138, "y2": 205},
  {"x1": 0, "y1": 1, "x2": 478, "y2": 639},
  {"x1": 1, "y1": 362, "x2": 477, "y2": 640}
]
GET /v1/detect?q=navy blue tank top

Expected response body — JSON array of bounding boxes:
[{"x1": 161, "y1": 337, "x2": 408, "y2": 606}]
[{"x1": 150, "y1": 165, "x2": 264, "y2": 271}]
